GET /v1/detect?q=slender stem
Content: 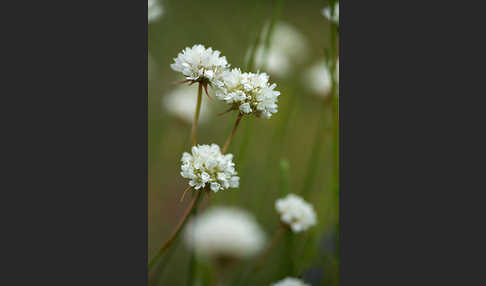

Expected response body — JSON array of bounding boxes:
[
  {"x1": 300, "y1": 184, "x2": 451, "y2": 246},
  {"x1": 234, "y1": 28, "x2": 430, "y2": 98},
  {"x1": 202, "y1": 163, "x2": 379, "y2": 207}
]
[
  {"x1": 148, "y1": 190, "x2": 202, "y2": 271},
  {"x1": 261, "y1": 0, "x2": 285, "y2": 71},
  {"x1": 329, "y1": 4, "x2": 340, "y2": 262},
  {"x1": 222, "y1": 113, "x2": 243, "y2": 154},
  {"x1": 191, "y1": 83, "x2": 203, "y2": 146},
  {"x1": 186, "y1": 198, "x2": 200, "y2": 286},
  {"x1": 255, "y1": 225, "x2": 286, "y2": 271}
]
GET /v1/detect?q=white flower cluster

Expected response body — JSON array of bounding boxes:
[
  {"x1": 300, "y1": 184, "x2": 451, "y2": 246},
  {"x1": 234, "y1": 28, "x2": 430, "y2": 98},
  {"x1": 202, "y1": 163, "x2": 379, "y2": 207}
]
[
  {"x1": 180, "y1": 144, "x2": 239, "y2": 192},
  {"x1": 271, "y1": 277, "x2": 310, "y2": 286},
  {"x1": 322, "y1": 2, "x2": 339, "y2": 24},
  {"x1": 185, "y1": 207, "x2": 266, "y2": 260},
  {"x1": 148, "y1": 0, "x2": 163, "y2": 23},
  {"x1": 171, "y1": 44, "x2": 281, "y2": 118},
  {"x1": 215, "y1": 68, "x2": 280, "y2": 118},
  {"x1": 170, "y1": 44, "x2": 229, "y2": 86},
  {"x1": 162, "y1": 85, "x2": 211, "y2": 124},
  {"x1": 275, "y1": 194, "x2": 317, "y2": 233}
]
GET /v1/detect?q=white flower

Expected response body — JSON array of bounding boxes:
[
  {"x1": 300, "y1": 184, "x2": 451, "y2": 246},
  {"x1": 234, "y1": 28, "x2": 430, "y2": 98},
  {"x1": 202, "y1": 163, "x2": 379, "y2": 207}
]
[
  {"x1": 239, "y1": 102, "x2": 252, "y2": 114},
  {"x1": 271, "y1": 277, "x2": 310, "y2": 286},
  {"x1": 170, "y1": 44, "x2": 229, "y2": 86},
  {"x1": 148, "y1": 0, "x2": 163, "y2": 23},
  {"x1": 304, "y1": 58, "x2": 338, "y2": 97},
  {"x1": 215, "y1": 68, "x2": 280, "y2": 119},
  {"x1": 254, "y1": 21, "x2": 309, "y2": 78},
  {"x1": 304, "y1": 60, "x2": 332, "y2": 96},
  {"x1": 162, "y1": 85, "x2": 211, "y2": 124},
  {"x1": 180, "y1": 144, "x2": 239, "y2": 192},
  {"x1": 275, "y1": 194, "x2": 317, "y2": 233},
  {"x1": 185, "y1": 207, "x2": 266, "y2": 261},
  {"x1": 322, "y1": 2, "x2": 339, "y2": 24}
]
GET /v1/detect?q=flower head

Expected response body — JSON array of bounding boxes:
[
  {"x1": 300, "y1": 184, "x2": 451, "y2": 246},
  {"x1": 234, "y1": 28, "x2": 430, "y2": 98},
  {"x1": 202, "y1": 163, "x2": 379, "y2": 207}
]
[
  {"x1": 185, "y1": 207, "x2": 266, "y2": 261},
  {"x1": 170, "y1": 44, "x2": 229, "y2": 87},
  {"x1": 215, "y1": 68, "x2": 280, "y2": 119},
  {"x1": 148, "y1": 0, "x2": 163, "y2": 23},
  {"x1": 275, "y1": 193, "x2": 317, "y2": 233},
  {"x1": 322, "y1": 2, "x2": 339, "y2": 24},
  {"x1": 272, "y1": 277, "x2": 310, "y2": 286},
  {"x1": 162, "y1": 85, "x2": 211, "y2": 124},
  {"x1": 180, "y1": 144, "x2": 239, "y2": 192}
]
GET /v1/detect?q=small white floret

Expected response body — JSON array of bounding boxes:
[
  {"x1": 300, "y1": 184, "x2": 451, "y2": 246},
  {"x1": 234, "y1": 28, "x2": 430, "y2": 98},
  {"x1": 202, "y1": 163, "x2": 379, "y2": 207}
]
[
  {"x1": 185, "y1": 207, "x2": 266, "y2": 261},
  {"x1": 275, "y1": 193, "x2": 317, "y2": 233}
]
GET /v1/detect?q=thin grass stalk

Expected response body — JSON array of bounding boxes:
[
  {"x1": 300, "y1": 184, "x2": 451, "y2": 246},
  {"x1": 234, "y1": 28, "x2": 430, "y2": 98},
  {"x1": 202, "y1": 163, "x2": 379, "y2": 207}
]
[
  {"x1": 260, "y1": 0, "x2": 286, "y2": 71},
  {"x1": 329, "y1": 0, "x2": 340, "y2": 264},
  {"x1": 300, "y1": 113, "x2": 326, "y2": 198},
  {"x1": 150, "y1": 235, "x2": 182, "y2": 286},
  {"x1": 186, "y1": 198, "x2": 199, "y2": 286},
  {"x1": 255, "y1": 225, "x2": 286, "y2": 271},
  {"x1": 281, "y1": 230, "x2": 295, "y2": 276},
  {"x1": 148, "y1": 190, "x2": 203, "y2": 271},
  {"x1": 239, "y1": 0, "x2": 286, "y2": 213},
  {"x1": 257, "y1": 85, "x2": 296, "y2": 214},
  {"x1": 279, "y1": 159, "x2": 290, "y2": 196}
]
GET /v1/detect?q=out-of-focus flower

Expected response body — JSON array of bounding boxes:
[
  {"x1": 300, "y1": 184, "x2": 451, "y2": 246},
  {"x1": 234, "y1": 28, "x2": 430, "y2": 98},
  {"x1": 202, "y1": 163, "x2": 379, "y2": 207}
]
[
  {"x1": 271, "y1": 277, "x2": 311, "y2": 286},
  {"x1": 180, "y1": 144, "x2": 239, "y2": 192},
  {"x1": 322, "y1": 2, "x2": 339, "y2": 24},
  {"x1": 303, "y1": 58, "x2": 339, "y2": 97},
  {"x1": 162, "y1": 85, "x2": 211, "y2": 124},
  {"x1": 275, "y1": 193, "x2": 317, "y2": 233},
  {"x1": 215, "y1": 68, "x2": 280, "y2": 119},
  {"x1": 254, "y1": 21, "x2": 309, "y2": 78},
  {"x1": 148, "y1": 0, "x2": 163, "y2": 23},
  {"x1": 185, "y1": 207, "x2": 266, "y2": 261},
  {"x1": 304, "y1": 60, "x2": 331, "y2": 96},
  {"x1": 170, "y1": 44, "x2": 229, "y2": 87}
]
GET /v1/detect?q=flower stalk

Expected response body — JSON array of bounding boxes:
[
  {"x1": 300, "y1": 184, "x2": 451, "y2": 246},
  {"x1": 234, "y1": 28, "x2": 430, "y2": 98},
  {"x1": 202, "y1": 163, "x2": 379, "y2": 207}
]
[
  {"x1": 222, "y1": 112, "x2": 243, "y2": 154},
  {"x1": 255, "y1": 224, "x2": 286, "y2": 271},
  {"x1": 148, "y1": 190, "x2": 203, "y2": 271},
  {"x1": 191, "y1": 83, "x2": 203, "y2": 146}
]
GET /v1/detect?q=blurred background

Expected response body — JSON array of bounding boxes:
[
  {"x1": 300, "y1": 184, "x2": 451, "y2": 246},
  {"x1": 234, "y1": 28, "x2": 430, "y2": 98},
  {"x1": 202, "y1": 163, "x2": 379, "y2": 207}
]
[{"x1": 149, "y1": 0, "x2": 339, "y2": 285}]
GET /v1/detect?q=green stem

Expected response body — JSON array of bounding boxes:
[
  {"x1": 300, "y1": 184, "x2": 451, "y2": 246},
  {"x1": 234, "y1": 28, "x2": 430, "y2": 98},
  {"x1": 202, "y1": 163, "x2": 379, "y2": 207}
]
[
  {"x1": 255, "y1": 225, "x2": 286, "y2": 271},
  {"x1": 328, "y1": 0, "x2": 340, "y2": 269},
  {"x1": 186, "y1": 196, "x2": 200, "y2": 286},
  {"x1": 191, "y1": 83, "x2": 203, "y2": 146},
  {"x1": 148, "y1": 191, "x2": 203, "y2": 271},
  {"x1": 222, "y1": 113, "x2": 243, "y2": 154},
  {"x1": 261, "y1": 0, "x2": 286, "y2": 71},
  {"x1": 300, "y1": 114, "x2": 326, "y2": 198},
  {"x1": 279, "y1": 159, "x2": 290, "y2": 196}
]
